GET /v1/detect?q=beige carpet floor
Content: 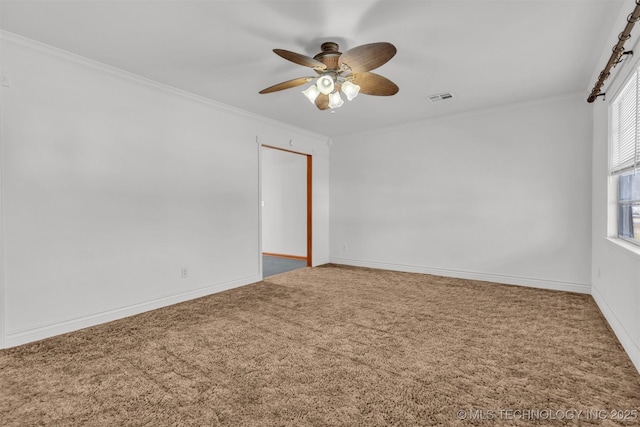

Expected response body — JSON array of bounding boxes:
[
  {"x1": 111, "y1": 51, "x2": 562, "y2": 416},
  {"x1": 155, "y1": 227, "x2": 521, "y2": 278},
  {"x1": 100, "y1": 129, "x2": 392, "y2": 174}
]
[{"x1": 1, "y1": 264, "x2": 639, "y2": 426}]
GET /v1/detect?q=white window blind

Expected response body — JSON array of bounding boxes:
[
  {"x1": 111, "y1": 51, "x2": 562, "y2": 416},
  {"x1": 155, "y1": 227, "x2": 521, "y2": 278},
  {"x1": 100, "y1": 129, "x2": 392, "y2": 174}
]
[{"x1": 611, "y1": 68, "x2": 640, "y2": 175}]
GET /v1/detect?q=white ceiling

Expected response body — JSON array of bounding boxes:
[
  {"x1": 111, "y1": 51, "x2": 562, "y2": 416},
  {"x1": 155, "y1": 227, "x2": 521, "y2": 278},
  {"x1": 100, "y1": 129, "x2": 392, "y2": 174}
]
[{"x1": 0, "y1": 0, "x2": 626, "y2": 137}]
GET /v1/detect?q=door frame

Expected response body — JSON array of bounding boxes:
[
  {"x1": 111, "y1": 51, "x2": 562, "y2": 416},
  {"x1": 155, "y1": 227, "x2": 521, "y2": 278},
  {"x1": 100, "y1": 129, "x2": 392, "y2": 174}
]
[{"x1": 260, "y1": 144, "x2": 312, "y2": 267}]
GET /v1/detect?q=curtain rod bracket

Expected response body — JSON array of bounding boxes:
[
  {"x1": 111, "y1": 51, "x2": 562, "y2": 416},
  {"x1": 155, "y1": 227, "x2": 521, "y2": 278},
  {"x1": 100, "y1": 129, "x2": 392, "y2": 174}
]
[
  {"x1": 615, "y1": 50, "x2": 634, "y2": 66},
  {"x1": 587, "y1": 93, "x2": 606, "y2": 103}
]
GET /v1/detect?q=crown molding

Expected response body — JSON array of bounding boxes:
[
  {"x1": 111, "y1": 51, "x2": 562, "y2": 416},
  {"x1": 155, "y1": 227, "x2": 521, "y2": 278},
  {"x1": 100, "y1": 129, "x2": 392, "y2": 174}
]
[
  {"x1": 332, "y1": 92, "x2": 586, "y2": 140},
  {"x1": 0, "y1": 30, "x2": 328, "y2": 142}
]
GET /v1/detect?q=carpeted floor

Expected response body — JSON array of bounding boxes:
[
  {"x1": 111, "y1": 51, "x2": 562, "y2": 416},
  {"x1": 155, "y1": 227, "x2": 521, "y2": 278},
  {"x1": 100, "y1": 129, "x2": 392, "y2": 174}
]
[{"x1": 1, "y1": 265, "x2": 639, "y2": 426}]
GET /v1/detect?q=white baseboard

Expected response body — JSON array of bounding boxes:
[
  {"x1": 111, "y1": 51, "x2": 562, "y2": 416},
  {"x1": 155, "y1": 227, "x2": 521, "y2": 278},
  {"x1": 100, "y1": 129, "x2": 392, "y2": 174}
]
[
  {"x1": 3, "y1": 275, "x2": 261, "y2": 349},
  {"x1": 591, "y1": 286, "x2": 640, "y2": 374},
  {"x1": 329, "y1": 258, "x2": 591, "y2": 294}
]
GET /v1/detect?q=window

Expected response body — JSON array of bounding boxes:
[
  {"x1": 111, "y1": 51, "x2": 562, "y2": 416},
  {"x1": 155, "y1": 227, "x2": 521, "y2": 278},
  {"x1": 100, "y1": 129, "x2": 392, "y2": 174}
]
[
  {"x1": 618, "y1": 174, "x2": 640, "y2": 245},
  {"x1": 611, "y1": 69, "x2": 639, "y2": 175},
  {"x1": 611, "y1": 65, "x2": 640, "y2": 246}
]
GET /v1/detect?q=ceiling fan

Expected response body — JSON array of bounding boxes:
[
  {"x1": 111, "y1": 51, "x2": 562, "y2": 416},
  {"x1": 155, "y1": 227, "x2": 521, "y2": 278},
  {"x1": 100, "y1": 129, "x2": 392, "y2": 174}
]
[{"x1": 259, "y1": 41, "x2": 399, "y2": 110}]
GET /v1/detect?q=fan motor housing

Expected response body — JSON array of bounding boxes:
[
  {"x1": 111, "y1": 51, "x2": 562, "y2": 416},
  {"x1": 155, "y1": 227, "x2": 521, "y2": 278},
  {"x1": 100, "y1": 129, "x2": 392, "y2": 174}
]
[{"x1": 313, "y1": 42, "x2": 342, "y2": 72}]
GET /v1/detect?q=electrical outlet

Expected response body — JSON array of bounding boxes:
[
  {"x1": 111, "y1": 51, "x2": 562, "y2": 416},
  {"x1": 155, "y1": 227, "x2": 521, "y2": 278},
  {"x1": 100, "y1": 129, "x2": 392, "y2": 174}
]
[{"x1": 181, "y1": 267, "x2": 188, "y2": 279}]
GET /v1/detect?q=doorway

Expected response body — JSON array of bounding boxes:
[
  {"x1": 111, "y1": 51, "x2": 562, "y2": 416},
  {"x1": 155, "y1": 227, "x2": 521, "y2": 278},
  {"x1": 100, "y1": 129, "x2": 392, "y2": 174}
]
[{"x1": 261, "y1": 145, "x2": 312, "y2": 277}]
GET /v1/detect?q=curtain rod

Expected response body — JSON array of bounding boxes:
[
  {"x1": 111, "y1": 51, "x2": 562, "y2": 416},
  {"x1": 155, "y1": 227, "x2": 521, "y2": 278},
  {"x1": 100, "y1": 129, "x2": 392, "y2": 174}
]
[{"x1": 587, "y1": 0, "x2": 640, "y2": 103}]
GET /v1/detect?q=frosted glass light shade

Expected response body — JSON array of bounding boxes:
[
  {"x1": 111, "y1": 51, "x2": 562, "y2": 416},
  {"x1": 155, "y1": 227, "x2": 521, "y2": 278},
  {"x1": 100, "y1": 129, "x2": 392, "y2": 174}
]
[
  {"x1": 302, "y1": 85, "x2": 321, "y2": 103},
  {"x1": 341, "y1": 81, "x2": 360, "y2": 101},
  {"x1": 328, "y1": 91, "x2": 344, "y2": 108},
  {"x1": 316, "y1": 75, "x2": 335, "y2": 95}
]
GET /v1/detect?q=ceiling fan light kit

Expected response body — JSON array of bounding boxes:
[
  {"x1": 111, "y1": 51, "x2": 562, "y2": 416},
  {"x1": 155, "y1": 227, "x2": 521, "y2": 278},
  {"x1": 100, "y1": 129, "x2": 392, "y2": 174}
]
[
  {"x1": 341, "y1": 80, "x2": 360, "y2": 101},
  {"x1": 316, "y1": 75, "x2": 335, "y2": 95},
  {"x1": 302, "y1": 85, "x2": 321, "y2": 104},
  {"x1": 328, "y1": 91, "x2": 344, "y2": 109},
  {"x1": 259, "y1": 41, "x2": 399, "y2": 111}
]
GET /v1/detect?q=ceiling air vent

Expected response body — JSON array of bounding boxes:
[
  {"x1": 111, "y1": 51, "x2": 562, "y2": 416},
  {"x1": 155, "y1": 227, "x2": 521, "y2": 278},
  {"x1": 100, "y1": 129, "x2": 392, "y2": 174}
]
[{"x1": 427, "y1": 92, "x2": 455, "y2": 103}]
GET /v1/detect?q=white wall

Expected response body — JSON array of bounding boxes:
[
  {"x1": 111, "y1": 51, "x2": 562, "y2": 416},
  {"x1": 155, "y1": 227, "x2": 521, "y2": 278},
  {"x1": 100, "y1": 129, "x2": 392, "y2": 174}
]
[
  {"x1": 589, "y1": 5, "x2": 640, "y2": 372},
  {"x1": 330, "y1": 94, "x2": 592, "y2": 293},
  {"x1": 261, "y1": 147, "x2": 307, "y2": 257},
  {"x1": 0, "y1": 32, "x2": 329, "y2": 348}
]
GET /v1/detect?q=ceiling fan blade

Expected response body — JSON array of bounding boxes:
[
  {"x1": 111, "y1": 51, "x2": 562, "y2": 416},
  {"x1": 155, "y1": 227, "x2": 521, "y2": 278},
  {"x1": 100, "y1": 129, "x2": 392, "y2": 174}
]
[
  {"x1": 273, "y1": 49, "x2": 327, "y2": 70},
  {"x1": 259, "y1": 77, "x2": 315, "y2": 94},
  {"x1": 339, "y1": 42, "x2": 397, "y2": 73},
  {"x1": 352, "y1": 72, "x2": 399, "y2": 96},
  {"x1": 315, "y1": 94, "x2": 330, "y2": 110}
]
